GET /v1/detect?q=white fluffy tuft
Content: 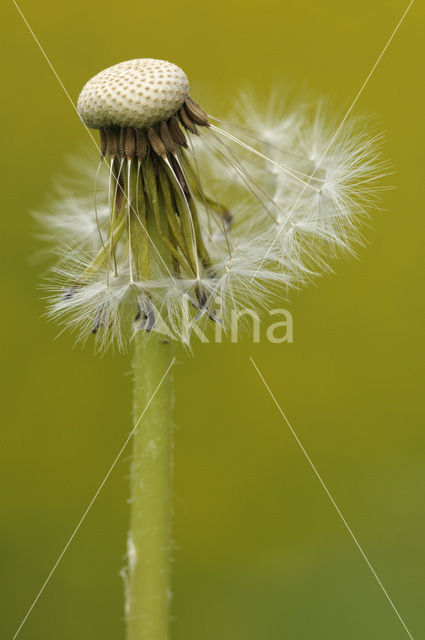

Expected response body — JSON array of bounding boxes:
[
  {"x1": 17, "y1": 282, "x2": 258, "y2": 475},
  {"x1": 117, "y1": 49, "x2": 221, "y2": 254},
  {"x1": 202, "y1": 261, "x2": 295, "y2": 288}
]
[{"x1": 41, "y1": 92, "x2": 389, "y2": 350}]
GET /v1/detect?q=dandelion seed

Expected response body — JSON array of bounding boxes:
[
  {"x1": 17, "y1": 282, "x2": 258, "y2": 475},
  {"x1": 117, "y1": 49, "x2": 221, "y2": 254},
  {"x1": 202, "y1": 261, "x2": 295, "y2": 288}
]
[{"x1": 42, "y1": 58, "x2": 388, "y2": 349}]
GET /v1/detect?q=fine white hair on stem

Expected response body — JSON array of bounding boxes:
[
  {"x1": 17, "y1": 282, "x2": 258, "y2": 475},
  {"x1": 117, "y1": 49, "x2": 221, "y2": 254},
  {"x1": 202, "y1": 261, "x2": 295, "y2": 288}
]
[{"x1": 40, "y1": 86, "x2": 390, "y2": 352}]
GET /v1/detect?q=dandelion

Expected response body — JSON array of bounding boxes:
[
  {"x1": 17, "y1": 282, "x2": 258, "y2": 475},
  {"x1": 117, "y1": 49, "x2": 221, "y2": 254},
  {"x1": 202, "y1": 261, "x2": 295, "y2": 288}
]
[{"x1": 40, "y1": 58, "x2": 388, "y2": 640}]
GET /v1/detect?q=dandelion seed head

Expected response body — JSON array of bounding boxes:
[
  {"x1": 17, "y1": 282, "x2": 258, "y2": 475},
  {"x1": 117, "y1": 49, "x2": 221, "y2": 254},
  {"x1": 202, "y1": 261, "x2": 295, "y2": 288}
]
[{"x1": 41, "y1": 59, "x2": 389, "y2": 351}]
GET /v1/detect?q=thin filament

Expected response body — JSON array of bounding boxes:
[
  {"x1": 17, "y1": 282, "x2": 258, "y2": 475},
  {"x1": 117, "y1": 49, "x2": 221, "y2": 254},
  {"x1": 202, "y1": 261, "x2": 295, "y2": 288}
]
[
  {"x1": 107, "y1": 157, "x2": 124, "y2": 282},
  {"x1": 94, "y1": 158, "x2": 106, "y2": 250},
  {"x1": 184, "y1": 142, "x2": 233, "y2": 259},
  {"x1": 208, "y1": 114, "x2": 321, "y2": 165},
  {"x1": 209, "y1": 124, "x2": 322, "y2": 191},
  {"x1": 164, "y1": 155, "x2": 201, "y2": 280},
  {"x1": 205, "y1": 132, "x2": 297, "y2": 227},
  {"x1": 127, "y1": 159, "x2": 134, "y2": 283}
]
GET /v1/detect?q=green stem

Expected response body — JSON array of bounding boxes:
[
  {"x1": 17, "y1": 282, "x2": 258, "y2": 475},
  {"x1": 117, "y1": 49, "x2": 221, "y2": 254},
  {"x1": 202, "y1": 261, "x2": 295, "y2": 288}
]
[{"x1": 127, "y1": 332, "x2": 174, "y2": 640}]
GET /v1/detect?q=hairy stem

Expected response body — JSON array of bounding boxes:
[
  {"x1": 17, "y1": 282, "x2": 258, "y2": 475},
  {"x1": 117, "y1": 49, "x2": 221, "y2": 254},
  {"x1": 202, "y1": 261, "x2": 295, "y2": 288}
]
[{"x1": 127, "y1": 333, "x2": 174, "y2": 640}]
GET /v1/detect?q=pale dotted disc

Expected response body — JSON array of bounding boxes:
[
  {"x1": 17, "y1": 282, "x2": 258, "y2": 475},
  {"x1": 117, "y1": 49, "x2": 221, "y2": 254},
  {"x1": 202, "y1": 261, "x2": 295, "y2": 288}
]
[{"x1": 77, "y1": 59, "x2": 190, "y2": 129}]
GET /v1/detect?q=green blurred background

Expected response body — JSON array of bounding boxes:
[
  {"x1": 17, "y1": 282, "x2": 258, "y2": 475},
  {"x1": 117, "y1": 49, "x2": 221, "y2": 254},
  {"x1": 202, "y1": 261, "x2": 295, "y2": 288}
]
[{"x1": 1, "y1": 0, "x2": 424, "y2": 638}]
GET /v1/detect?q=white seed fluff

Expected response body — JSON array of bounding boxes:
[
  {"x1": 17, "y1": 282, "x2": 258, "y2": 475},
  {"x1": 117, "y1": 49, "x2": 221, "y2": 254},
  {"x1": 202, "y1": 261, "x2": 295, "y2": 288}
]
[{"x1": 77, "y1": 58, "x2": 190, "y2": 129}]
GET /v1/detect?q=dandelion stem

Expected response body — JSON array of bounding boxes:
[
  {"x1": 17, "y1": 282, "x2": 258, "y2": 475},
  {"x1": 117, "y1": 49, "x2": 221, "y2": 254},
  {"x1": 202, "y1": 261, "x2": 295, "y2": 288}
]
[{"x1": 127, "y1": 333, "x2": 174, "y2": 640}]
